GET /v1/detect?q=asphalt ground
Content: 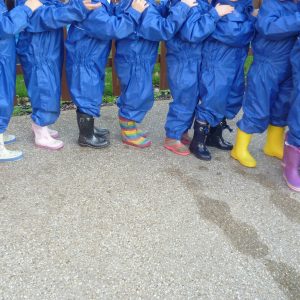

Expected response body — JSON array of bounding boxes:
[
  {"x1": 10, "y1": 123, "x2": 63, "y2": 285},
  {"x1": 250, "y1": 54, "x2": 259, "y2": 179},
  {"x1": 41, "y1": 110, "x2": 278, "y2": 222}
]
[{"x1": 1, "y1": 101, "x2": 300, "y2": 299}]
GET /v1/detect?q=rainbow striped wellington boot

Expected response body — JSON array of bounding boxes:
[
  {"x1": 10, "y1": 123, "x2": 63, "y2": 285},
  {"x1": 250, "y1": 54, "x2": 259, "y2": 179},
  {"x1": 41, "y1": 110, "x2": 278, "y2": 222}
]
[{"x1": 119, "y1": 116, "x2": 151, "y2": 148}]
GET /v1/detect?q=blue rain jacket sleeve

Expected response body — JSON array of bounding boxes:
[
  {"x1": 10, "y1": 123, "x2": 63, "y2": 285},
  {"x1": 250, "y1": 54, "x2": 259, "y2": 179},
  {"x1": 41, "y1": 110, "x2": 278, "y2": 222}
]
[
  {"x1": 256, "y1": 0, "x2": 300, "y2": 40},
  {"x1": 179, "y1": 4, "x2": 220, "y2": 43},
  {"x1": 17, "y1": 0, "x2": 88, "y2": 32},
  {"x1": 79, "y1": 6, "x2": 141, "y2": 40},
  {"x1": 0, "y1": 5, "x2": 32, "y2": 37},
  {"x1": 138, "y1": 0, "x2": 191, "y2": 41},
  {"x1": 210, "y1": 0, "x2": 255, "y2": 47}
]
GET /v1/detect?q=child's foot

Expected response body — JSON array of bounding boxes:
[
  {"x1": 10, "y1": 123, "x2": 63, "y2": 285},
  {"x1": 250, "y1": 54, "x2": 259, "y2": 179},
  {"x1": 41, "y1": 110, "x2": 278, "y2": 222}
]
[
  {"x1": 0, "y1": 134, "x2": 23, "y2": 162},
  {"x1": 119, "y1": 116, "x2": 151, "y2": 148},
  {"x1": 32, "y1": 123, "x2": 64, "y2": 150},
  {"x1": 164, "y1": 138, "x2": 190, "y2": 156},
  {"x1": 181, "y1": 132, "x2": 191, "y2": 145}
]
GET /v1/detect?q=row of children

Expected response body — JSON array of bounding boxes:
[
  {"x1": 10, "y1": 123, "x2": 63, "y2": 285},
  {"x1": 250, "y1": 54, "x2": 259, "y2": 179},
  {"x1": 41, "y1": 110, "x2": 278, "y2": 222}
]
[{"x1": 1, "y1": 0, "x2": 300, "y2": 192}]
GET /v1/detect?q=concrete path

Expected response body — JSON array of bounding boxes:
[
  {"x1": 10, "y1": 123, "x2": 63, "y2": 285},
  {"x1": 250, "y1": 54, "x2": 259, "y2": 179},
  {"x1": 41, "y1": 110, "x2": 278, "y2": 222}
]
[{"x1": 1, "y1": 101, "x2": 300, "y2": 299}]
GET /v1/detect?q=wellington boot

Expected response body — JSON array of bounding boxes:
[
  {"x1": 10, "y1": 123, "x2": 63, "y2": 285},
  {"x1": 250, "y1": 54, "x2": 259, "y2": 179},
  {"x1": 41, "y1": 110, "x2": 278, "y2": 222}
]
[
  {"x1": 263, "y1": 125, "x2": 285, "y2": 160},
  {"x1": 77, "y1": 112, "x2": 110, "y2": 149},
  {"x1": 206, "y1": 118, "x2": 233, "y2": 151},
  {"x1": 189, "y1": 121, "x2": 211, "y2": 161},
  {"x1": 231, "y1": 128, "x2": 256, "y2": 168},
  {"x1": 0, "y1": 134, "x2": 23, "y2": 162},
  {"x1": 283, "y1": 142, "x2": 300, "y2": 192},
  {"x1": 32, "y1": 123, "x2": 64, "y2": 150}
]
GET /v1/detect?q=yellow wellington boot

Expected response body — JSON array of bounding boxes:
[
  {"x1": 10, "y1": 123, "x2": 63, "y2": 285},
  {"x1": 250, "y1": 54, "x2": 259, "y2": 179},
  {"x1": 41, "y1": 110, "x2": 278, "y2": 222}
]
[
  {"x1": 231, "y1": 128, "x2": 257, "y2": 168},
  {"x1": 263, "y1": 125, "x2": 285, "y2": 160}
]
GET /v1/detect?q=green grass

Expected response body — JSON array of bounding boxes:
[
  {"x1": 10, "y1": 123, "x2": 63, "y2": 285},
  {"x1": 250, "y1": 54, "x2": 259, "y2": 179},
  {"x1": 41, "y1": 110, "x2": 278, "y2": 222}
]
[
  {"x1": 14, "y1": 56, "x2": 254, "y2": 116},
  {"x1": 16, "y1": 75, "x2": 28, "y2": 98},
  {"x1": 244, "y1": 55, "x2": 253, "y2": 75}
]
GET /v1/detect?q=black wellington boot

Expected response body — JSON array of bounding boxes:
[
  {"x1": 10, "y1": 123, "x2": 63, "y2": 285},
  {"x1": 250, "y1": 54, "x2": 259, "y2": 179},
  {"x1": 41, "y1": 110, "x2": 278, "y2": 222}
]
[
  {"x1": 189, "y1": 120, "x2": 211, "y2": 161},
  {"x1": 77, "y1": 112, "x2": 110, "y2": 149},
  {"x1": 206, "y1": 118, "x2": 233, "y2": 151}
]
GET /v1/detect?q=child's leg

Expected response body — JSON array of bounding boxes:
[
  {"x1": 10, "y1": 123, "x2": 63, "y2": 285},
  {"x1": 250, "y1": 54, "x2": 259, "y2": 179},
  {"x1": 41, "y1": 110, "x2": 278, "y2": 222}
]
[
  {"x1": 0, "y1": 39, "x2": 23, "y2": 162},
  {"x1": 116, "y1": 56, "x2": 155, "y2": 123},
  {"x1": 284, "y1": 72, "x2": 300, "y2": 191},
  {"x1": 191, "y1": 60, "x2": 234, "y2": 160},
  {"x1": 225, "y1": 50, "x2": 248, "y2": 121},
  {"x1": 264, "y1": 75, "x2": 292, "y2": 159},
  {"x1": 237, "y1": 60, "x2": 280, "y2": 134},
  {"x1": 196, "y1": 64, "x2": 232, "y2": 127},
  {"x1": 232, "y1": 59, "x2": 279, "y2": 167},
  {"x1": 287, "y1": 85, "x2": 300, "y2": 148},
  {"x1": 115, "y1": 55, "x2": 155, "y2": 148},
  {"x1": 207, "y1": 51, "x2": 247, "y2": 152},
  {"x1": 20, "y1": 51, "x2": 64, "y2": 150},
  {"x1": 164, "y1": 57, "x2": 200, "y2": 155},
  {"x1": 0, "y1": 54, "x2": 15, "y2": 136},
  {"x1": 66, "y1": 56, "x2": 109, "y2": 149}
]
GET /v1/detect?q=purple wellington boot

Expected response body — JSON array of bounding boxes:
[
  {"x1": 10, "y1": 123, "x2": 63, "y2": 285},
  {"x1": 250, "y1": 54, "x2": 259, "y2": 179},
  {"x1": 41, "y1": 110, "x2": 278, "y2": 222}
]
[{"x1": 283, "y1": 142, "x2": 300, "y2": 192}]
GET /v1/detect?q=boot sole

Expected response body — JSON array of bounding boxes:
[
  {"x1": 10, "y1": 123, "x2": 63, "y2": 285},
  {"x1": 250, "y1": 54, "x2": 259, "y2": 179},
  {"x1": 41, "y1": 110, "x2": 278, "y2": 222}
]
[
  {"x1": 231, "y1": 151, "x2": 256, "y2": 168},
  {"x1": 190, "y1": 150, "x2": 211, "y2": 161},
  {"x1": 122, "y1": 140, "x2": 152, "y2": 149},
  {"x1": 35, "y1": 143, "x2": 64, "y2": 151},
  {"x1": 0, "y1": 154, "x2": 23, "y2": 162},
  {"x1": 164, "y1": 145, "x2": 190, "y2": 156},
  {"x1": 78, "y1": 142, "x2": 110, "y2": 149}
]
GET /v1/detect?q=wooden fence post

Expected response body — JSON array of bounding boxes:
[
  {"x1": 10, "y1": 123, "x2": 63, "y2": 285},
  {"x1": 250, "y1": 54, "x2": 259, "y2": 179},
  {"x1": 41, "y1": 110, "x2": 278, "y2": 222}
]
[
  {"x1": 61, "y1": 28, "x2": 71, "y2": 101},
  {"x1": 111, "y1": 41, "x2": 121, "y2": 96},
  {"x1": 159, "y1": 42, "x2": 168, "y2": 90}
]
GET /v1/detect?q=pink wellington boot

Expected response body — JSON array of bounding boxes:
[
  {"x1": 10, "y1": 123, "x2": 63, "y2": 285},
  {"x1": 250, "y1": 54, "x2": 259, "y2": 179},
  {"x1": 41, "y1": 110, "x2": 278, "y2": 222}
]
[
  {"x1": 32, "y1": 123, "x2": 64, "y2": 150},
  {"x1": 282, "y1": 142, "x2": 300, "y2": 192}
]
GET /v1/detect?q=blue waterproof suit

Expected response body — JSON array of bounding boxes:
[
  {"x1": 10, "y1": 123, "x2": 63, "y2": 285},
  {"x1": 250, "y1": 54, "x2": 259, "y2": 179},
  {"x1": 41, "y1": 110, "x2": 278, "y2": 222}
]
[
  {"x1": 66, "y1": 0, "x2": 141, "y2": 117},
  {"x1": 16, "y1": 0, "x2": 88, "y2": 127},
  {"x1": 115, "y1": 0, "x2": 191, "y2": 123},
  {"x1": 0, "y1": 1, "x2": 32, "y2": 134},
  {"x1": 196, "y1": 0, "x2": 254, "y2": 127},
  {"x1": 164, "y1": 0, "x2": 221, "y2": 140},
  {"x1": 287, "y1": 37, "x2": 300, "y2": 147},
  {"x1": 238, "y1": 0, "x2": 299, "y2": 134}
]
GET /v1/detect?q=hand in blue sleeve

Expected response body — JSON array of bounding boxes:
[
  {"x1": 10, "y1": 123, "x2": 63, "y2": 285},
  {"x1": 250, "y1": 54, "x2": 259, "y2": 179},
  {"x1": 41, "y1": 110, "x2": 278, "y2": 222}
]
[
  {"x1": 80, "y1": 2, "x2": 142, "y2": 40},
  {"x1": 212, "y1": 11, "x2": 255, "y2": 47},
  {"x1": 19, "y1": 0, "x2": 89, "y2": 32},
  {"x1": 138, "y1": 0, "x2": 191, "y2": 41},
  {"x1": 0, "y1": 5, "x2": 32, "y2": 37},
  {"x1": 179, "y1": 4, "x2": 220, "y2": 43}
]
